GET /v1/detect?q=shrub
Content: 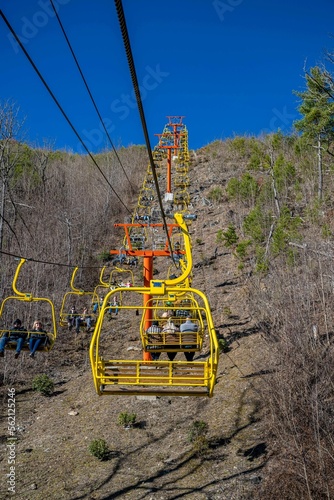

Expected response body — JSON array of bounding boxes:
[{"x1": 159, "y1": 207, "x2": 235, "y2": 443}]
[
  {"x1": 271, "y1": 206, "x2": 302, "y2": 256},
  {"x1": 322, "y1": 224, "x2": 332, "y2": 239},
  {"x1": 32, "y1": 374, "x2": 54, "y2": 396},
  {"x1": 227, "y1": 173, "x2": 260, "y2": 206},
  {"x1": 208, "y1": 186, "x2": 223, "y2": 203},
  {"x1": 188, "y1": 420, "x2": 209, "y2": 456},
  {"x1": 218, "y1": 338, "x2": 229, "y2": 353},
  {"x1": 235, "y1": 240, "x2": 252, "y2": 260},
  {"x1": 248, "y1": 152, "x2": 261, "y2": 171},
  {"x1": 97, "y1": 250, "x2": 111, "y2": 262},
  {"x1": 255, "y1": 246, "x2": 269, "y2": 274},
  {"x1": 243, "y1": 206, "x2": 267, "y2": 243},
  {"x1": 228, "y1": 136, "x2": 247, "y2": 156},
  {"x1": 223, "y1": 306, "x2": 232, "y2": 317},
  {"x1": 118, "y1": 411, "x2": 137, "y2": 428},
  {"x1": 273, "y1": 154, "x2": 296, "y2": 194},
  {"x1": 239, "y1": 173, "x2": 259, "y2": 203},
  {"x1": 89, "y1": 439, "x2": 109, "y2": 460},
  {"x1": 226, "y1": 177, "x2": 239, "y2": 199},
  {"x1": 216, "y1": 224, "x2": 238, "y2": 247}
]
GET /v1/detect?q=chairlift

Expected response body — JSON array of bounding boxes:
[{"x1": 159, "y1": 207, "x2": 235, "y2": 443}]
[
  {"x1": 89, "y1": 284, "x2": 218, "y2": 397},
  {"x1": 0, "y1": 259, "x2": 57, "y2": 353},
  {"x1": 59, "y1": 267, "x2": 94, "y2": 328}
]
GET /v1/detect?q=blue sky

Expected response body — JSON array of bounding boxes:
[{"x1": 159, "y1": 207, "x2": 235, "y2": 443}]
[{"x1": 0, "y1": 0, "x2": 333, "y2": 154}]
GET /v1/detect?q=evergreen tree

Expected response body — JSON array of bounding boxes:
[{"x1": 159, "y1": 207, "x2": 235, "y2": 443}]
[{"x1": 294, "y1": 66, "x2": 334, "y2": 200}]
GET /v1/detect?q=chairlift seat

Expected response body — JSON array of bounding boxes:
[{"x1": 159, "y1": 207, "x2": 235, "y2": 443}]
[{"x1": 0, "y1": 330, "x2": 55, "y2": 352}]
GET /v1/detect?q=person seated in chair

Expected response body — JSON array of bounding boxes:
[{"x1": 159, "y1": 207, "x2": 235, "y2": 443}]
[
  {"x1": 67, "y1": 306, "x2": 77, "y2": 331},
  {"x1": 108, "y1": 296, "x2": 119, "y2": 319},
  {"x1": 162, "y1": 319, "x2": 178, "y2": 361},
  {"x1": 180, "y1": 316, "x2": 198, "y2": 361},
  {"x1": 92, "y1": 296, "x2": 104, "y2": 314},
  {"x1": 75, "y1": 307, "x2": 92, "y2": 333},
  {"x1": 29, "y1": 320, "x2": 47, "y2": 359},
  {"x1": 146, "y1": 320, "x2": 162, "y2": 360},
  {"x1": 0, "y1": 319, "x2": 27, "y2": 359}
]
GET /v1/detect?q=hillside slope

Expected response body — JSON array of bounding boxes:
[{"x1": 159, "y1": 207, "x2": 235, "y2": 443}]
[{"x1": 0, "y1": 145, "x2": 270, "y2": 500}]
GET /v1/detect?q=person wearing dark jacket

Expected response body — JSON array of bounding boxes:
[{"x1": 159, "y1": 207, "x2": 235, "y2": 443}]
[
  {"x1": 0, "y1": 319, "x2": 27, "y2": 359},
  {"x1": 67, "y1": 306, "x2": 77, "y2": 331}
]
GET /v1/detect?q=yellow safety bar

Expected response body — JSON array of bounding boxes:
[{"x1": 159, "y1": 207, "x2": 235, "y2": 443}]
[
  {"x1": 59, "y1": 267, "x2": 94, "y2": 327},
  {"x1": 108, "y1": 267, "x2": 135, "y2": 287}
]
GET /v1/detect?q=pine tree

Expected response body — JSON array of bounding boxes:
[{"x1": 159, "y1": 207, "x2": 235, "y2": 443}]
[{"x1": 294, "y1": 66, "x2": 334, "y2": 200}]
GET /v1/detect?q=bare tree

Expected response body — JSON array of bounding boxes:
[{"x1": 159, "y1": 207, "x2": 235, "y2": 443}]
[{"x1": 0, "y1": 100, "x2": 26, "y2": 254}]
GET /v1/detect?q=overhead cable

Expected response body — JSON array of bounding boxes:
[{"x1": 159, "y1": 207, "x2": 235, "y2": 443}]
[
  {"x1": 114, "y1": 0, "x2": 176, "y2": 260},
  {"x1": 49, "y1": 0, "x2": 135, "y2": 192},
  {"x1": 0, "y1": 249, "x2": 105, "y2": 269},
  {"x1": 0, "y1": 9, "x2": 132, "y2": 216}
]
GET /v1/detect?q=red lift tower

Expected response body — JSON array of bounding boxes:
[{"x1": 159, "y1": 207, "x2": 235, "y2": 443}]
[
  {"x1": 109, "y1": 220, "x2": 187, "y2": 360},
  {"x1": 155, "y1": 116, "x2": 186, "y2": 195}
]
